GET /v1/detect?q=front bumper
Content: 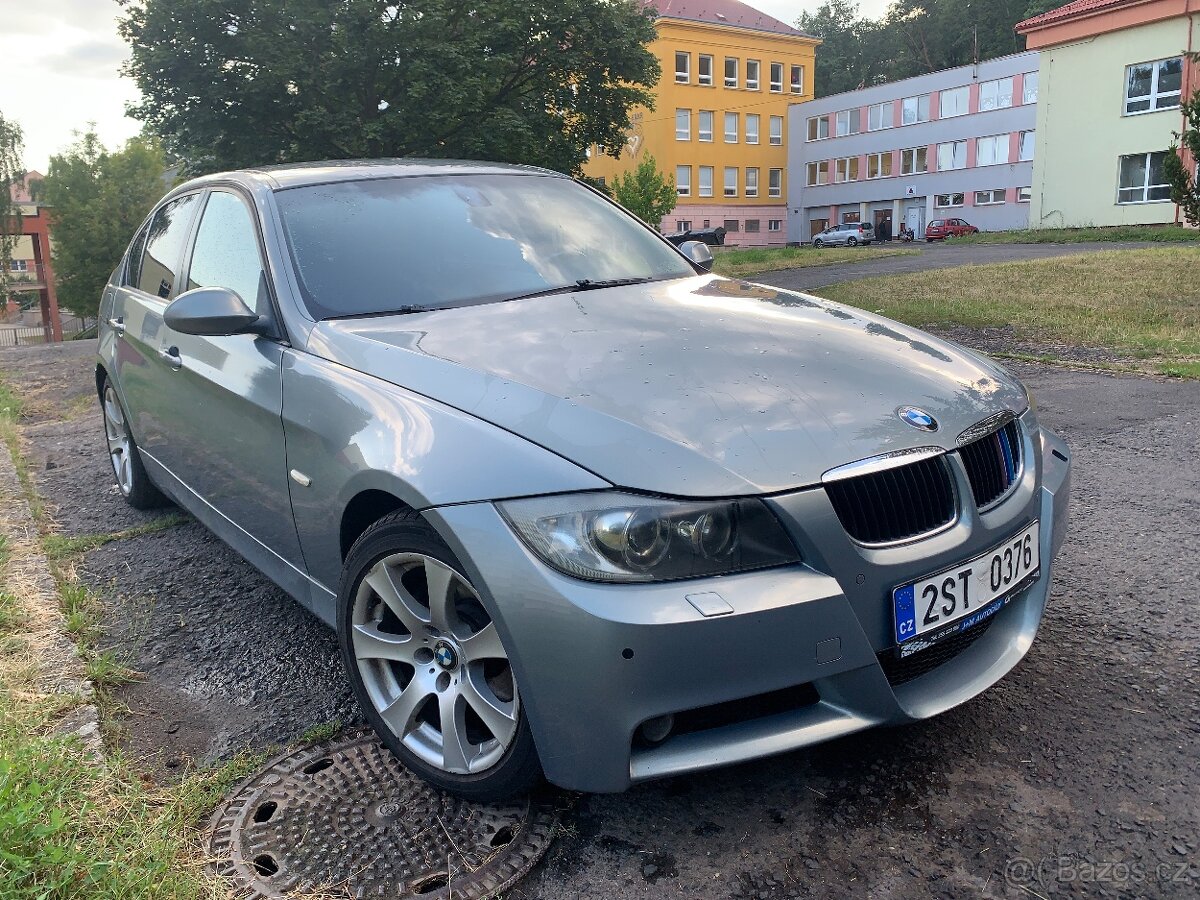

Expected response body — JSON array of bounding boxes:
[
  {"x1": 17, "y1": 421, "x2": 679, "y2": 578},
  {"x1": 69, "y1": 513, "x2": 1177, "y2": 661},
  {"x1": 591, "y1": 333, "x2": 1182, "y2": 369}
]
[{"x1": 426, "y1": 422, "x2": 1072, "y2": 793}]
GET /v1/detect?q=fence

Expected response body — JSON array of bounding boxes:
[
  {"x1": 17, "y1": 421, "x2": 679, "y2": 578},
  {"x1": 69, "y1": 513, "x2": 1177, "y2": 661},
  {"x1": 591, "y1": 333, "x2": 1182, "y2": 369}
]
[{"x1": 0, "y1": 316, "x2": 95, "y2": 348}]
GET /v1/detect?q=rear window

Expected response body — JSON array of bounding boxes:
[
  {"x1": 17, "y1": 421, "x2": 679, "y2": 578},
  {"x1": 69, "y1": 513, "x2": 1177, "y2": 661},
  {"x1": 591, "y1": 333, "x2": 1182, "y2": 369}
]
[{"x1": 930, "y1": 220, "x2": 945, "y2": 227}]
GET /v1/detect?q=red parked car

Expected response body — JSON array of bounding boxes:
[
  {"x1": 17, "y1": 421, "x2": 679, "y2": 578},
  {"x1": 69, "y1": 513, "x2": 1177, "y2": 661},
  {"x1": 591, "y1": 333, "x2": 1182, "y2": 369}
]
[{"x1": 925, "y1": 218, "x2": 979, "y2": 241}]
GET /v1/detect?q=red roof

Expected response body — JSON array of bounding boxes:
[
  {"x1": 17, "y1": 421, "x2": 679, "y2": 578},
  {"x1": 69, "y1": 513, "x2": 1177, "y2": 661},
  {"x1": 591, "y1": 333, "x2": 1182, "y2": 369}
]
[
  {"x1": 646, "y1": 0, "x2": 813, "y2": 38},
  {"x1": 1016, "y1": 0, "x2": 1146, "y2": 32}
]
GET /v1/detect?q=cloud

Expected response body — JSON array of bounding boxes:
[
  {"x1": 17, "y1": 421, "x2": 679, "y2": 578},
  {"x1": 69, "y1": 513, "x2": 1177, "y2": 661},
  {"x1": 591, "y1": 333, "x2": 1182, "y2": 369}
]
[
  {"x1": 41, "y1": 38, "x2": 129, "y2": 79},
  {"x1": 5, "y1": 0, "x2": 123, "y2": 36}
]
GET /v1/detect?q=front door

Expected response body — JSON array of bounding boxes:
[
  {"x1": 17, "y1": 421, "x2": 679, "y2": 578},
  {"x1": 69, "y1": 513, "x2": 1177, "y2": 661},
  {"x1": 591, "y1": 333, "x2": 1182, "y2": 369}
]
[{"x1": 905, "y1": 206, "x2": 924, "y2": 237}]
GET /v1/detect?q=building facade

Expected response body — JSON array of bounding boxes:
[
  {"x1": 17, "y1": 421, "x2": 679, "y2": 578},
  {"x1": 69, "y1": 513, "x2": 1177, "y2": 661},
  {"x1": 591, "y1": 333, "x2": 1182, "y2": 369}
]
[
  {"x1": 1017, "y1": 0, "x2": 1199, "y2": 228},
  {"x1": 2, "y1": 172, "x2": 63, "y2": 343},
  {"x1": 585, "y1": 0, "x2": 818, "y2": 245},
  {"x1": 786, "y1": 52, "x2": 1041, "y2": 243}
]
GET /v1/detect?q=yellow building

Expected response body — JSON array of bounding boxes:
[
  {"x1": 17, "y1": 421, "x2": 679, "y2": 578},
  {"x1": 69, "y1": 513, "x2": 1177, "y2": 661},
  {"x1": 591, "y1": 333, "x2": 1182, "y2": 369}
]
[{"x1": 586, "y1": 0, "x2": 818, "y2": 245}]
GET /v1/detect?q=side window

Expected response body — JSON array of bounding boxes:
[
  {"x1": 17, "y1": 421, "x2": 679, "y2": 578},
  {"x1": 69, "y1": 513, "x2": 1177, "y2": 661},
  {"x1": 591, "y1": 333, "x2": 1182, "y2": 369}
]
[
  {"x1": 186, "y1": 191, "x2": 267, "y2": 314},
  {"x1": 124, "y1": 223, "x2": 151, "y2": 288},
  {"x1": 137, "y1": 194, "x2": 200, "y2": 298}
]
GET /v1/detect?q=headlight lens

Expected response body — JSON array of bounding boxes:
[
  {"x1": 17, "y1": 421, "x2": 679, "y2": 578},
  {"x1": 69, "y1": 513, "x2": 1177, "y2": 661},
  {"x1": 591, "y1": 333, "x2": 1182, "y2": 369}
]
[{"x1": 497, "y1": 492, "x2": 800, "y2": 582}]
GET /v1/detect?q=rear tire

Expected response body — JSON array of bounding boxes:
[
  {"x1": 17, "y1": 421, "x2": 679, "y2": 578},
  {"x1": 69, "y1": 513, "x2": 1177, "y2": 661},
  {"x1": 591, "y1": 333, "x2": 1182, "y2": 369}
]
[
  {"x1": 846, "y1": 237, "x2": 858, "y2": 247},
  {"x1": 101, "y1": 378, "x2": 168, "y2": 510}
]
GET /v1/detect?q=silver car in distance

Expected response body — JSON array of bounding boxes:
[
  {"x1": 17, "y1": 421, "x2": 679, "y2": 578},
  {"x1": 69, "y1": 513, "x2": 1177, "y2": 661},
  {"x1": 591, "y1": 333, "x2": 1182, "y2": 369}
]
[{"x1": 97, "y1": 160, "x2": 1071, "y2": 800}]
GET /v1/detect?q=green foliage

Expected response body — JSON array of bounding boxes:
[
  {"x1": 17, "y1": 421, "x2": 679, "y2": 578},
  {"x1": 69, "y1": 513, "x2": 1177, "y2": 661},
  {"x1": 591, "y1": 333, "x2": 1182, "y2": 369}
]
[
  {"x1": 1164, "y1": 53, "x2": 1200, "y2": 227},
  {"x1": 41, "y1": 129, "x2": 168, "y2": 318},
  {"x1": 954, "y1": 225, "x2": 1200, "y2": 245},
  {"x1": 0, "y1": 112, "x2": 24, "y2": 274},
  {"x1": 118, "y1": 0, "x2": 660, "y2": 177},
  {"x1": 610, "y1": 154, "x2": 677, "y2": 227}
]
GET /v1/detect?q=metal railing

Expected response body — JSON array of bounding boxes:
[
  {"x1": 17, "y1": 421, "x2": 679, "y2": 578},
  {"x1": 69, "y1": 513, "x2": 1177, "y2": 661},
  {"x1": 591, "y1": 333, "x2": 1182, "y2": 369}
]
[
  {"x1": 0, "y1": 316, "x2": 95, "y2": 348},
  {"x1": 0, "y1": 262, "x2": 50, "y2": 291}
]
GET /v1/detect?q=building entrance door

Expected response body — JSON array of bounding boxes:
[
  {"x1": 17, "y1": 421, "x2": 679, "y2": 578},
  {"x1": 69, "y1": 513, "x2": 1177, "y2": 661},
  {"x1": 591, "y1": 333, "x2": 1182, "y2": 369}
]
[{"x1": 905, "y1": 206, "x2": 924, "y2": 238}]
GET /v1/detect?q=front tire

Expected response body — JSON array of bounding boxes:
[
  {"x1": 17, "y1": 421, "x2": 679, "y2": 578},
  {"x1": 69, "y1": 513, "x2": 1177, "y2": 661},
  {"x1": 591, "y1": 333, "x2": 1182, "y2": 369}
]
[
  {"x1": 338, "y1": 510, "x2": 541, "y2": 801},
  {"x1": 813, "y1": 239, "x2": 824, "y2": 248},
  {"x1": 101, "y1": 379, "x2": 167, "y2": 510}
]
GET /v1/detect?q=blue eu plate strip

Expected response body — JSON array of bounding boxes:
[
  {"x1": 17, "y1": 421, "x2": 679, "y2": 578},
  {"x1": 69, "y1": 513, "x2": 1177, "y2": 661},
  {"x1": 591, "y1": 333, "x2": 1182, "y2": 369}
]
[{"x1": 893, "y1": 584, "x2": 916, "y2": 643}]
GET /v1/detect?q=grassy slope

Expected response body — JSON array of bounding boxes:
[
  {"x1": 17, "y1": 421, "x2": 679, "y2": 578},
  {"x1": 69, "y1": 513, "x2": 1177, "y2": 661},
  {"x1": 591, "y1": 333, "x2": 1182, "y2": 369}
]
[
  {"x1": 955, "y1": 225, "x2": 1200, "y2": 245},
  {"x1": 712, "y1": 245, "x2": 916, "y2": 279}
]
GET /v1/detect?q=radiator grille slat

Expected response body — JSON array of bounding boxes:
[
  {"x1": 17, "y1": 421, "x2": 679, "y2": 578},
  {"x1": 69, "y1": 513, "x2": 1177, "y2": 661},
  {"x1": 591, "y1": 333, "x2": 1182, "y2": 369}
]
[
  {"x1": 959, "y1": 420, "x2": 1022, "y2": 509},
  {"x1": 825, "y1": 455, "x2": 955, "y2": 545}
]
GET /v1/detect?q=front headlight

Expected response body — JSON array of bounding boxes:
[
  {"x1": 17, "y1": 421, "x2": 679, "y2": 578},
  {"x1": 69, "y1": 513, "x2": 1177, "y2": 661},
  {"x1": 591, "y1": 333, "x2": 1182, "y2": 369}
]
[{"x1": 497, "y1": 492, "x2": 800, "y2": 583}]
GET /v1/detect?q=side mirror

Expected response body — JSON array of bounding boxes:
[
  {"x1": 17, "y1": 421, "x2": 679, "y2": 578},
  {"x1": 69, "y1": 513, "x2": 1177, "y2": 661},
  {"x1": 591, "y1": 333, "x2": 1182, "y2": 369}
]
[
  {"x1": 679, "y1": 239, "x2": 714, "y2": 273},
  {"x1": 164, "y1": 286, "x2": 262, "y2": 336}
]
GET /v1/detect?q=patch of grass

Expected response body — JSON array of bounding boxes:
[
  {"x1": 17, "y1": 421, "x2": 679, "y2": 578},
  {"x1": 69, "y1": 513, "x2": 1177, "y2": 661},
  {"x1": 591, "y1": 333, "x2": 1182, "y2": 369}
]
[
  {"x1": 1158, "y1": 361, "x2": 1200, "y2": 378},
  {"x1": 0, "y1": 592, "x2": 24, "y2": 633},
  {"x1": 43, "y1": 514, "x2": 191, "y2": 561},
  {"x1": 817, "y1": 247, "x2": 1200, "y2": 374},
  {"x1": 84, "y1": 650, "x2": 137, "y2": 689},
  {"x1": 297, "y1": 719, "x2": 343, "y2": 745},
  {"x1": 954, "y1": 225, "x2": 1200, "y2": 245},
  {"x1": 712, "y1": 245, "x2": 916, "y2": 278}
]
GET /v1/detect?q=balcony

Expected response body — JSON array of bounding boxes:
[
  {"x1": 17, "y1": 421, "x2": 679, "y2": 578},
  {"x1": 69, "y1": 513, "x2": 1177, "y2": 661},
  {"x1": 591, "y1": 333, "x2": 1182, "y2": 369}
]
[{"x1": 1, "y1": 262, "x2": 49, "y2": 292}]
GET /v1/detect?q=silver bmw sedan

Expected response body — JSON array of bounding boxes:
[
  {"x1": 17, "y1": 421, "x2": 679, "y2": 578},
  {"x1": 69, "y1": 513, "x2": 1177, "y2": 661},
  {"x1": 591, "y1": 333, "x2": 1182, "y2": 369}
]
[{"x1": 97, "y1": 160, "x2": 1071, "y2": 800}]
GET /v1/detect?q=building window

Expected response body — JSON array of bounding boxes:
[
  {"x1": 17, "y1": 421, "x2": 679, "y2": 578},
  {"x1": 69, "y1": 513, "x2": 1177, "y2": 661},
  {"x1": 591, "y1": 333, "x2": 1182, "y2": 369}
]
[
  {"x1": 746, "y1": 59, "x2": 760, "y2": 90},
  {"x1": 867, "y1": 101, "x2": 893, "y2": 131},
  {"x1": 901, "y1": 94, "x2": 930, "y2": 125},
  {"x1": 698, "y1": 55, "x2": 713, "y2": 86},
  {"x1": 900, "y1": 146, "x2": 928, "y2": 175},
  {"x1": 790, "y1": 65, "x2": 803, "y2": 94},
  {"x1": 724, "y1": 57, "x2": 738, "y2": 89},
  {"x1": 1019, "y1": 130, "x2": 1035, "y2": 161},
  {"x1": 1022, "y1": 72, "x2": 1039, "y2": 104},
  {"x1": 979, "y1": 77, "x2": 1013, "y2": 111},
  {"x1": 939, "y1": 86, "x2": 969, "y2": 118},
  {"x1": 1125, "y1": 57, "x2": 1182, "y2": 114},
  {"x1": 724, "y1": 167, "x2": 738, "y2": 197},
  {"x1": 1118, "y1": 152, "x2": 1172, "y2": 203},
  {"x1": 934, "y1": 192, "x2": 965, "y2": 208},
  {"x1": 699, "y1": 166, "x2": 714, "y2": 198},
  {"x1": 745, "y1": 219, "x2": 761, "y2": 233},
  {"x1": 976, "y1": 134, "x2": 1010, "y2": 166},
  {"x1": 806, "y1": 116, "x2": 829, "y2": 141},
  {"x1": 975, "y1": 189, "x2": 1006, "y2": 206},
  {"x1": 724, "y1": 112, "x2": 738, "y2": 143},
  {"x1": 9, "y1": 259, "x2": 28, "y2": 272},
  {"x1": 834, "y1": 156, "x2": 860, "y2": 183},
  {"x1": 806, "y1": 161, "x2": 830, "y2": 186},
  {"x1": 769, "y1": 115, "x2": 783, "y2": 145},
  {"x1": 835, "y1": 108, "x2": 861, "y2": 136},
  {"x1": 841, "y1": 211, "x2": 860, "y2": 224},
  {"x1": 723, "y1": 219, "x2": 740, "y2": 233},
  {"x1": 676, "y1": 165, "x2": 691, "y2": 196},
  {"x1": 677, "y1": 220, "x2": 692, "y2": 232},
  {"x1": 675, "y1": 109, "x2": 691, "y2": 141},
  {"x1": 675, "y1": 52, "x2": 690, "y2": 83},
  {"x1": 698, "y1": 110, "x2": 713, "y2": 142},
  {"x1": 703, "y1": 220, "x2": 711, "y2": 228},
  {"x1": 768, "y1": 168, "x2": 783, "y2": 198},
  {"x1": 937, "y1": 141, "x2": 966, "y2": 171},
  {"x1": 745, "y1": 167, "x2": 759, "y2": 198},
  {"x1": 769, "y1": 62, "x2": 783, "y2": 92},
  {"x1": 746, "y1": 114, "x2": 760, "y2": 144},
  {"x1": 1017, "y1": 186, "x2": 1032, "y2": 203},
  {"x1": 768, "y1": 219, "x2": 782, "y2": 232},
  {"x1": 867, "y1": 151, "x2": 892, "y2": 179}
]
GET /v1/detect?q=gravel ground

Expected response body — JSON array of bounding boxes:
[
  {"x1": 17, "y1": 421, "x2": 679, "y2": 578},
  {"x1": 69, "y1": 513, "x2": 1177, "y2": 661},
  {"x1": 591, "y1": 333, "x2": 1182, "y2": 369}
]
[{"x1": 2, "y1": 336, "x2": 1197, "y2": 898}]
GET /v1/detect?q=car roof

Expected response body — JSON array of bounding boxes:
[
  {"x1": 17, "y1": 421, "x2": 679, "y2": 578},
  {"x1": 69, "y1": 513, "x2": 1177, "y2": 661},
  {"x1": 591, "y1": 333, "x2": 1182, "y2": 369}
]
[{"x1": 169, "y1": 158, "x2": 565, "y2": 193}]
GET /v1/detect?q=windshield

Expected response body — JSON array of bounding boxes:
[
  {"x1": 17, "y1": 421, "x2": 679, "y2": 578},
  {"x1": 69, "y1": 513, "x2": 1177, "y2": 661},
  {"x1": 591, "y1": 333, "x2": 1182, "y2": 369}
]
[{"x1": 274, "y1": 173, "x2": 695, "y2": 319}]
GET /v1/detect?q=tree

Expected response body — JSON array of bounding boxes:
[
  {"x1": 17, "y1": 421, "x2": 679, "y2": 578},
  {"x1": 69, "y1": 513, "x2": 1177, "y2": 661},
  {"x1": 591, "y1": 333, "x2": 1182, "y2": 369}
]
[
  {"x1": 797, "y1": 1, "x2": 888, "y2": 98},
  {"x1": 610, "y1": 153, "x2": 676, "y2": 227},
  {"x1": 0, "y1": 112, "x2": 24, "y2": 274},
  {"x1": 1165, "y1": 52, "x2": 1200, "y2": 227},
  {"x1": 118, "y1": 0, "x2": 660, "y2": 177},
  {"x1": 42, "y1": 129, "x2": 169, "y2": 317}
]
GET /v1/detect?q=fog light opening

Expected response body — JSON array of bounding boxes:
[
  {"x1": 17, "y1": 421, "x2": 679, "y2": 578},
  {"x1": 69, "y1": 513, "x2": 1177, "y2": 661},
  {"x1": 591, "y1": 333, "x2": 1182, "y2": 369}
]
[{"x1": 639, "y1": 714, "x2": 675, "y2": 744}]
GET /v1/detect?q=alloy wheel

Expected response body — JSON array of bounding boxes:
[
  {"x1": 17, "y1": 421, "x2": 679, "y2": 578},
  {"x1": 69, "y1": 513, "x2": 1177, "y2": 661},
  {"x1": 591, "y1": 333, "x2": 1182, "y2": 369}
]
[
  {"x1": 103, "y1": 385, "x2": 133, "y2": 495},
  {"x1": 351, "y1": 552, "x2": 519, "y2": 775}
]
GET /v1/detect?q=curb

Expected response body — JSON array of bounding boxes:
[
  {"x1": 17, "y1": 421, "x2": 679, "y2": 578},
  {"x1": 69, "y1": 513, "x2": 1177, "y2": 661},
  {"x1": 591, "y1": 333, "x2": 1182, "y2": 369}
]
[{"x1": 0, "y1": 441, "x2": 103, "y2": 761}]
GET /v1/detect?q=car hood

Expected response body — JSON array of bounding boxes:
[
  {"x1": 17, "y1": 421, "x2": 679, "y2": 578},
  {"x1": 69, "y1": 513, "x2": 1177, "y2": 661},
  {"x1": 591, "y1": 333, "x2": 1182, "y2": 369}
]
[{"x1": 306, "y1": 275, "x2": 1027, "y2": 497}]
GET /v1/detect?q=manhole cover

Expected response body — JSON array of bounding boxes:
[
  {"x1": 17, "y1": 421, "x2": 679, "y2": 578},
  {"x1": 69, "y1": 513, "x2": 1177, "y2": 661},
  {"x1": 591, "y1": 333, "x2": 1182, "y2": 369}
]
[{"x1": 207, "y1": 730, "x2": 558, "y2": 898}]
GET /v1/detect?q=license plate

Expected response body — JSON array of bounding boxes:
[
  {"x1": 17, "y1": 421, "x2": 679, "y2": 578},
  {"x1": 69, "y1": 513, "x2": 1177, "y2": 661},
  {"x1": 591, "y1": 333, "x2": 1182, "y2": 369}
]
[{"x1": 892, "y1": 520, "x2": 1039, "y2": 658}]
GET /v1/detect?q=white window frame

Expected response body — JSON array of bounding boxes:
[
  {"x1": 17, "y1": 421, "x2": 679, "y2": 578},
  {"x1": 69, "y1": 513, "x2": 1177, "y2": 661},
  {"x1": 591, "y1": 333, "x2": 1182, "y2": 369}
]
[
  {"x1": 1123, "y1": 57, "x2": 1182, "y2": 115},
  {"x1": 769, "y1": 62, "x2": 783, "y2": 92},
  {"x1": 675, "y1": 109, "x2": 691, "y2": 141},
  {"x1": 834, "y1": 156, "x2": 860, "y2": 183},
  {"x1": 768, "y1": 168, "x2": 783, "y2": 198},
  {"x1": 939, "y1": 86, "x2": 969, "y2": 119},
  {"x1": 806, "y1": 116, "x2": 829, "y2": 141},
  {"x1": 934, "y1": 192, "x2": 965, "y2": 209},
  {"x1": 1019, "y1": 130, "x2": 1035, "y2": 162},
  {"x1": 746, "y1": 114, "x2": 760, "y2": 145},
  {"x1": 979, "y1": 77, "x2": 1013, "y2": 111},
  {"x1": 976, "y1": 134, "x2": 1010, "y2": 167},
  {"x1": 1022, "y1": 72, "x2": 1039, "y2": 105},
  {"x1": 806, "y1": 161, "x2": 829, "y2": 186},
  {"x1": 768, "y1": 219, "x2": 782, "y2": 232},
  {"x1": 676, "y1": 165, "x2": 691, "y2": 196},
  {"x1": 698, "y1": 110, "x2": 714, "y2": 142},
  {"x1": 1117, "y1": 151, "x2": 1172, "y2": 204},
  {"x1": 723, "y1": 166, "x2": 738, "y2": 198},
  {"x1": 698, "y1": 166, "x2": 714, "y2": 198},
  {"x1": 1017, "y1": 186, "x2": 1032, "y2": 203},
  {"x1": 974, "y1": 189, "x2": 1006, "y2": 206},
  {"x1": 790, "y1": 64, "x2": 803, "y2": 94},
  {"x1": 724, "y1": 112, "x2": 738, "y2": 144},
  {"x1": 746, "y1": 59, "x2": 760, "y2": 91},
  {"x1": 866, "y1": 151, "x2": 892, "y2": 179},
  {"x1": 901, "y1": 94, "x2": 930, "y2": 125},
  {"x1": 900, "y1": 146, "x2": 928, "y2": 175},
  {"x1": 769, "y1": 115, "x2": 783, "y2": 146},
  {"x1": 724, "y1": 57, "x2": 738, "y2": 89},
  {"x1": 698, "y1": 54, "x2": 713, "y2": 86},
  {"x1": 867, "y1": 101, "x2": 892, "y2": 131},
  {"x1": 675, "y1": 52, "x2": 690, "y2": 84},
  {"x1": 10, "y1": 259, "x2": 28, "y2": 272},
  {"x1": 937, "y1": 140, "x2": 967, "y2": 171},
  {"x1": 835, "y1": 108, "x2": 861, "y2": 137},
  {"x1": 745, "y1": 167, "x2": 759, "y2": 198},
  {"x1": 677, "y1": 219, "x2": 692, "y2": 232}
]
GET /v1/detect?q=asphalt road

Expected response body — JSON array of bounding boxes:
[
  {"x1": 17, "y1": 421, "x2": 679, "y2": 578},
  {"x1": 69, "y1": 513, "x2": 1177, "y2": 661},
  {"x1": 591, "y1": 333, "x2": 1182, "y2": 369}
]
[{"x1": 3, "y1": 340, "x2": 1197, "y2": 898}]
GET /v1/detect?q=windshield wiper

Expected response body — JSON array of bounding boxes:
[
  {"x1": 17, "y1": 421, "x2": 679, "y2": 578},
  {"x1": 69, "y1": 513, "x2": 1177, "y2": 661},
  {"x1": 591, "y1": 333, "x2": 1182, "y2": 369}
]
[
  {"x1": 324, "y1": 305, "x2": 439, "y2": 320},
  {"x1": 574, "y1": 277, "x2": 652, "y2": 290}
]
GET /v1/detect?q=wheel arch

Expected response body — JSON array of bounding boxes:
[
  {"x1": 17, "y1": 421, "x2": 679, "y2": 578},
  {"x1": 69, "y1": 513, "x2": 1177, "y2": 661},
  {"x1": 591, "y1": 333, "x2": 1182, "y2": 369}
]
[
  {"x1": 340, "y1": 488, "x2": 418, "y2": 560},
  {"x1": 95, "y1": 363, "x2": 108, "y2": 401}
]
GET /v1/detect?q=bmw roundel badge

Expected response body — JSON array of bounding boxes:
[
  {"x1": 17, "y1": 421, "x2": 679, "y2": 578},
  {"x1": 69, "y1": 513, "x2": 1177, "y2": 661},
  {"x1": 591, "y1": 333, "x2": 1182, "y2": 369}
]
[{"x1": 897, "y1": 406, "x2": 938, "y2": 432}]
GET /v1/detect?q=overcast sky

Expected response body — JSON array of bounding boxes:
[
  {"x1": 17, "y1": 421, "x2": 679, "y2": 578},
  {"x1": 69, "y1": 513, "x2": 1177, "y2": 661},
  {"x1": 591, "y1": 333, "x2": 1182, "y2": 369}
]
[{"x1": 0, "y1": 0, "x2": 894, "y2": 173}]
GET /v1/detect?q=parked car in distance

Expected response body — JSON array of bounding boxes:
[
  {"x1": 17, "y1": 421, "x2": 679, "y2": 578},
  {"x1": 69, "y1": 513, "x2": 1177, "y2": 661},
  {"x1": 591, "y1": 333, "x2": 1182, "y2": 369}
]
[
  {"x1": 665, "y1": 226, "x2": 724, "y2": 248},
  {"x1": 925, "y1": 218, "x2": 979, "y2": 241},
  {"x1": 97, "y1": 160, "x2": 1071, "y2": 802},
  {"x1": 812, "y1": 222, "x2": 874, "y2": 248}
]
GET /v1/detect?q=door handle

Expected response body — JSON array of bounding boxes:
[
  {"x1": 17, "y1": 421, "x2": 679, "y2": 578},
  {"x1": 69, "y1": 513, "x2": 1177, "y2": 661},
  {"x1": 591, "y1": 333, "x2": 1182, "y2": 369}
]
[
  {"x1": 107, "y1": 316, "x2": 125, "y2": 336},
  {"x1": 158, "y1": 346, "x2": 183, "y2": 371}
]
